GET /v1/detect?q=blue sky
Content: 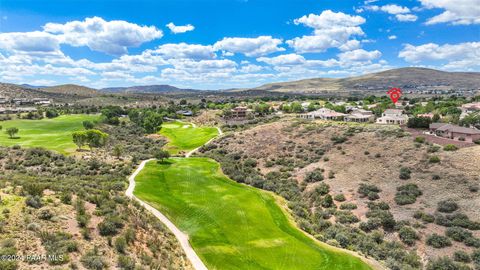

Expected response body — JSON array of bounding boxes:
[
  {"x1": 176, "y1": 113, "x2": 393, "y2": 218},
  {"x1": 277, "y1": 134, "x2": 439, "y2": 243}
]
[{"x1": 0, "y1": 0, "x2": 479, "y2": 89}]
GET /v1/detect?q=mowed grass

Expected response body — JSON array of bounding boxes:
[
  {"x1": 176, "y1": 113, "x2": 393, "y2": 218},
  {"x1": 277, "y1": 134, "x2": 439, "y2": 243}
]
[
  {"x1": 0, "y1": 114, "x2": 100, "y2": 154},
  {"x1": 159, "y1": 121, "x2": 218, "y2": 154},
  {"x1": 134, "y1": 158, "x2": 372, "y2": 270}
]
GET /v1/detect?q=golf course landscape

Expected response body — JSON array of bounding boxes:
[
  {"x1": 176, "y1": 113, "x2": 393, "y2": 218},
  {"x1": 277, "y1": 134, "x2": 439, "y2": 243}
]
[
  {"x1": 159, "y1": 121, "x2": 218, "y2": 155},
  {"x1": 133, "y1": 157, "x2": 372, "y2": 270},
  {"x1": 0, "y1": 114, "x2": 100, "y2": 154}
]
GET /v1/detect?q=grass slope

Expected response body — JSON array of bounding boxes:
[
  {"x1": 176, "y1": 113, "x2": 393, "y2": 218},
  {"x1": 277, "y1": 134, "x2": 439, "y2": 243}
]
[
  {"x1": 134, "y1": 157, "x2": 372, "y2": 270},
  {"x1": 159, "y1": 121, "x2": 218, "y2": 154},
  {"x1": 0, "y1": 114, "x2": 100, "y2": 154}
]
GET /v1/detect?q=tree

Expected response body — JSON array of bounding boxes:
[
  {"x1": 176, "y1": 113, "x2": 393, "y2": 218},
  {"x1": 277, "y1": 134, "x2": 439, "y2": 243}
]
[
  {"x1": 154, "y1": 149, "x2": 170, "y2": 163},
  {"x1": 45, "y1": 109, "x2": 59, "y2": 118},
  {"x1": 72, "y1": 129, "x2": 108, "y2": 151},
  {"x1": 142, "y1": 111, "x2": 163, "y2": 133},
  {"x1": 83, "y1": 120, "x2": 94, "y2": 129},
  {"x1": 6, "y1": 127, "x2": 18, "y2": 139},
  {"x1": 72, "y1": 131, "x2": 87, "y2": 150},
  {"x1": 113, "y1": 145, "x2": 123, "y2": 159},
  {"x1": 85, "y1": 129, "x2": 108, "y2": 149}
]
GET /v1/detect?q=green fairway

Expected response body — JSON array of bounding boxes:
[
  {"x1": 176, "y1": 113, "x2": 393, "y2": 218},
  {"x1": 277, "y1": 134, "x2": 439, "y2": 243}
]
[
  {"x1": 159, "y1": 121, "x2": 218, "y2": 155},
  {"x1": 0, "y1": 114, "x2": 100, "y2": 154},
  {"x1": 134, "y1": 158, "x2": 372, "y2": 270}
]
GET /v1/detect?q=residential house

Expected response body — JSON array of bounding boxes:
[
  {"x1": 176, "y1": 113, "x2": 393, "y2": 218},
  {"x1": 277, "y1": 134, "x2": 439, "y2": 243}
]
[
  {"x1": 417, "y1": 113, "x2": 436, "y2": 119},
  {"x1": 230, "y1": 106, "x2": 249, "y2": 119},
  {"x1": 176, "y1": 110, "x2": 193, "y2": 116},
  {"x1": 429, "y1": 123, "x2": 480, "y2": 143},
  {"x1": 345, "y1": 108, "x2": 375, "y2": 123},
  {"x1": 376, "y1": 109, "x2": 409, "y2": 125},
  {"x1": 298, "y1": 108, "x2": 346, "y2": 121}
]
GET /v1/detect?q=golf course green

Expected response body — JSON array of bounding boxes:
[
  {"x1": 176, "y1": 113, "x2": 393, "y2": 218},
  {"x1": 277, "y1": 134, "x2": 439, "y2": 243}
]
[
  {"x1": 134, "y1": 157, "x2": 372, "y2": 270},
  {"x1": 0, "y1": 114, "x2": 100, "y2": 154},
  {"x1": 159, "y1": 121, "x2": 218, "y2": 155}
]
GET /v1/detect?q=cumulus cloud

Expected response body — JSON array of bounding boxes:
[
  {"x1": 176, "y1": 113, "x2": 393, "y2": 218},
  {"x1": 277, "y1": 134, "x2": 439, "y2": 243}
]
[
  {"x1": 154, "y1": 43, "x2": 215, "y2": 60},
  {"x1": 287, "y1": 10, "x2": 365, "y2": 53},
  {"x1": 43, "y1": 16, "x2": 163, "y2": 55},
  {"x1": 213, "y1": 36, "x2": 284, "y2": 57},
  {"x1": 388, "y1": 35, "x2": 397, "y2": 40},
  {"x1": 338, "y1": 49, "x2": 382, "y2": 62},
  {"x1": 420, "y1": 0, "x2": 480, "y2": 25},
  {"x1": 166, "y1": 22, "x2": 195, "y2": 34},
  {"x1": 364, "y1": 4, "x2": 417, "y2": 22},
  {"x1": 257, "y1": 53, "x2": 306, "y2": 66},
  {"x1": 399, "y1": 42, "x2": 480, "y2": 69},
  {"x1": 396, "y1": 14, "x2": 418, "y2": 22},
  {"x1": 0, "y1": 31, "x2": 60, "y2": 53}
]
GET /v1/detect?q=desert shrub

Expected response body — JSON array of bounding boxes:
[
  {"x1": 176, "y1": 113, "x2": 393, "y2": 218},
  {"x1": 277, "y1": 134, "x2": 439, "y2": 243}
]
[
  {"x1": 25, "y1": 195, "x2": 42, "y2": 209},
  {"x1": 359, "y1": 218, "x2": 382, "y2": 232},
  {"x1": 366, "y1": 208, "x2": 396, "y2": 231},
  {"x1": 437, "y1": 199, "x2": 459, "y2": 213},
  {"x1": 98, "y1": 219, "x2": 119, "y2": 236},
  {"x1": 114, "y1": 236, "x2": 127, "y2": 253},
  {"x1": 339, "y1": 203, "x2": 357, "y2": 210},
  {"x1": 435, "y1": 213, "x2": 480, "y2": 230},
  {"x1": 413, "y1": 211, "x2": 435, "y2": 223},
  {"x1": 358, "y1": 184, "x2": 380, "y2": 200},
  {"x1": 399, "y1": 167, "x2": 411, "y2": 180},
  {"x1": 395, "y1": 184, "x2": 422, "y2": 205},
  {"x1": 472, "y1": 249, "x2": 480, "y2": 265},
  {"x1": 445, "y1": 227, "x2": 472, "y2": 242},
  {"x1": 334, "y1": 194, "x2": 346, "y2": 202},
  {"x1": 321, "y1": 195, "x2": 334, "y2": 208},
  {"x1": 443, "y1": 144, "x2": 458, "y2": 151},
  {"x1": 453, "y1": 251, "x2": 471, "y2": 263},
  {"x1": 335, "y1": 211, "x2": 359, "y2": 224},
  {"x1": 38, "y1": 209, "x2": 54, "y2": 220},
  {"x1": 81, "y1": 247, "x2": 108, "y2": 270},
  {"x1": 398, "y1": 226, "x2": 419, "y2": 246},
  {"x1": 426, "y1": 256, "x2": 466, "y2": 270},
  {"x1": 330, "y1": 135, "x2": 347, "y2": 144},
  {"x1": 469, "y1": 184, "x2": 479, "y2": 193},
  {"x1": 60, "y1": 192, "x2": 72, "y2": 204},
  {"x1": 304, "y1": 169, "x2": 324, "y2": 183},
  {"x1": 243, "y1": 158, "x2": 257, "y2": 167},
  {"x1": 117, "y1": 255, "x2": 135, "y2": 270},
  {"x1": 414, "y1": 136, "x2": 426, "y2": 143},
  {"x1": 432, "y1": 174, "x2": 441, "y2": 180},
  {"x1": 426, "y1": 234, "x2": 452, "y2": 248},
  {"x1": 429, "y1": 156, "x2": 441, "y2": 163}
]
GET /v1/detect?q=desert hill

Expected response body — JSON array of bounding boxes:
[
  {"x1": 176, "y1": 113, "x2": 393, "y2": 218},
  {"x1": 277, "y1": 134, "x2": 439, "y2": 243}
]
[
  {"x1": 250, "y1": 68, "x2": 480, "y2": 93},
  {"x1": 101, "y1": 85, "x2": 199, "y2": 94}
]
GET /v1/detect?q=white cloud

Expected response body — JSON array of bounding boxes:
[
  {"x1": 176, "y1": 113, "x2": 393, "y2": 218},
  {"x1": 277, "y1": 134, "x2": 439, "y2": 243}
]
[
  {"x1": 213, "y1": 36, "x2": 284, "y2": 57},
  {"x1": 399, "y1": 42, "x2": 480, "y2": 69},
  {"x1": 364, "y1": 4, "x2": 417, "y2": 22},
  {"x1": 396, "y1": 14, "x2": 418, "y2": 22},
  {"x1": 388, "y1": 35, "x2": 397, "y2": 40},
  {"x1": 338, "y1": 49, "x2": 382, "y2": 62},
  {"x1": 420, "y1": 0, "x2": 480, "y2": 25},
  {"x1": 257, "y1": 53, "x2": 306, "y2": 66},
  {"x1": 44, "y1": 16, "x2": 163, "y2": 55},
  {"x1": 0, "y1": 31, "x2": 60, "y2": 53},
  {"x1": 380, "y1": 4, "x2": 410, "y2": 14},
  {"x1": 339, "y1": 40, "x2": 361, "y2": 51},
  {"x1": 166, "y1": 22, "x2": 195, "y2": 34},
  {"x1": 287, "y1": 10, "x2": 365, "y2": 53},
  {"x1": 154, "y1": 43, "x2": 215, "y2": 60}
]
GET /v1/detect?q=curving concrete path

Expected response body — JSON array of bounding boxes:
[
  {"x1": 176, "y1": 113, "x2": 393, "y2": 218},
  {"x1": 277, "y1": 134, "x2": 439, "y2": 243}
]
[{"x1": 126, "y1": 158, "x2": 208, "y2": 270}]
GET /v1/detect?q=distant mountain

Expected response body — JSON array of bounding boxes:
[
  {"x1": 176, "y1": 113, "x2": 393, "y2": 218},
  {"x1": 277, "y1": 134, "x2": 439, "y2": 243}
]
[
  {"x1": 21, "y1": 84, "x2": 49, "y2": 89},
  {"x1": 40, "y1": 84, "x2": 100, "y2": 97},
  {"x1": 101, "y1": 85, "x2": 199, "y2": 94},
  {"x1": 249, "y1": 68, "x2": 480, "y2": 94}
]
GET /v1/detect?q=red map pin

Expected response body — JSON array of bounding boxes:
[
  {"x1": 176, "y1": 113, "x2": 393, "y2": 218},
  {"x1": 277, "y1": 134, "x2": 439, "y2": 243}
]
[{"x1": 387, "y1": 87, "x2": 402, "y2": 104}]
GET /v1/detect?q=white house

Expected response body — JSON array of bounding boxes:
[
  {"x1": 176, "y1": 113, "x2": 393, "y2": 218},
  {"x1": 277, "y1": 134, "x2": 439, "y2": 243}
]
[
  {"x1": 376, "y1": 109, "x2": 409, "y2": 125},
  {"x1": 345, "y1": 109, "x2": 375, "y2": 123}
]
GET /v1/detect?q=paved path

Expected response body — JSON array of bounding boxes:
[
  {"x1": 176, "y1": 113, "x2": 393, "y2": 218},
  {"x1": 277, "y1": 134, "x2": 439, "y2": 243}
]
[{"x1": 126, "y1": 159, "x2": 208, "y2": 270}]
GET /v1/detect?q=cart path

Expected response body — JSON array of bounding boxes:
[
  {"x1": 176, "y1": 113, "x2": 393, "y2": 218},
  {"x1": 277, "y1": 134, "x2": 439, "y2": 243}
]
[{"x1": 126, "y1": 159, "x2": 208, "y2": 270}]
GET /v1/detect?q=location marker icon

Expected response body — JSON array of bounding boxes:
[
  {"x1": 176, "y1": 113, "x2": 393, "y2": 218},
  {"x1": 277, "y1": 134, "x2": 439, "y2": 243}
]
[{"x1": 387, "y1": 87, "x2": 402, "y2": 104}]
